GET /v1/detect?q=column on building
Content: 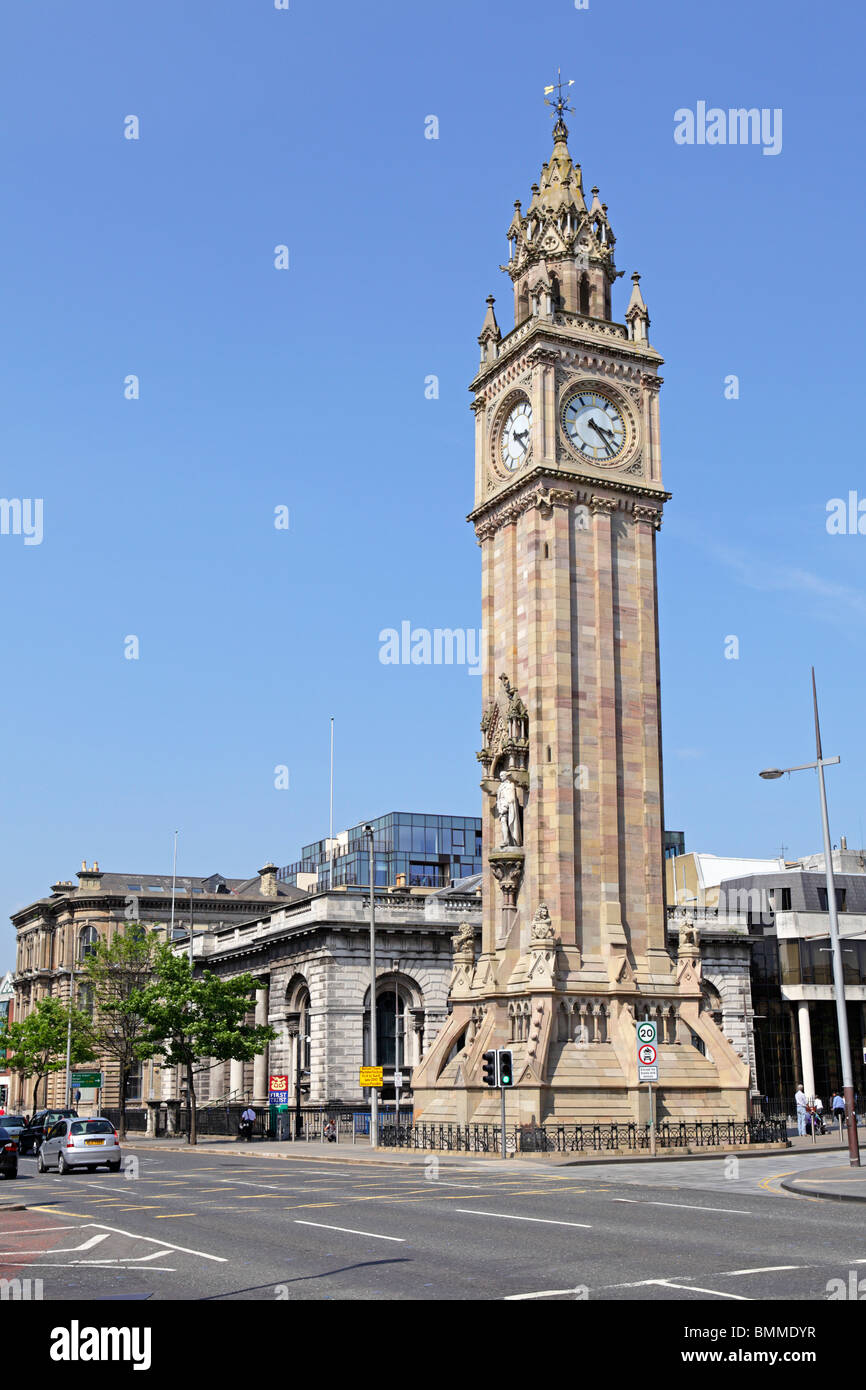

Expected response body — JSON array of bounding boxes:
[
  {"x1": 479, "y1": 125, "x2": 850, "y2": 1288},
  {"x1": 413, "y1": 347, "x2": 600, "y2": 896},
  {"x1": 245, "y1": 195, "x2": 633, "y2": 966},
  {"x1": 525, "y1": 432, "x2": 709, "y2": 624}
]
[
  {"x1": 252, "y1": 983, "x2": 270, "y2": 1105},
  {"x1": 229, "y1": 1057, "x2": 245, "y2": 1101},
  {"x1": 797, "y1": 1001, "x2": 816, "y2": 1100}
]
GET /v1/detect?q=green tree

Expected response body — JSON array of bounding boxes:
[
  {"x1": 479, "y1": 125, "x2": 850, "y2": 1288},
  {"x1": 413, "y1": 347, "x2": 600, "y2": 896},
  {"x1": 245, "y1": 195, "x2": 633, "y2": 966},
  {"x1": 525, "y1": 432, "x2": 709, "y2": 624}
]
[
  {"x1": 0, "y1": 997, "x2": 96, "y2": 1113},
  {"x1": 128, "y1": 945, "x2": 276, "y2": 1145},
  {"x1": 80, "y1": 924, "x2": 159, "y2": 1139}
]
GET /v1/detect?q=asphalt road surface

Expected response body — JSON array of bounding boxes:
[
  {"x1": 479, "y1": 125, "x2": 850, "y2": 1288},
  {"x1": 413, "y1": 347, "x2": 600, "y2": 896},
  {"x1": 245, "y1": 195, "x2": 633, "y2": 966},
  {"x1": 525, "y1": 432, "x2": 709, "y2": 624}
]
[{"x1": 1, "y1": 1145, "x2": 863, "y2": 1301}]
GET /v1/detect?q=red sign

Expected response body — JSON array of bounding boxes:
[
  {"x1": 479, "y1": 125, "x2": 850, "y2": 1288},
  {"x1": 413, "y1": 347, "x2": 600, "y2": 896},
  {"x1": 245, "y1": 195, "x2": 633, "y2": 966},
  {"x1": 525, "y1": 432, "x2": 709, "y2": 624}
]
[
  {"x1": 269, "y1": 1075, "x2": 288, "y2": 1092},
  {"x1": 638, "y1": 1044, "x2": 657, "y2": 1066}
]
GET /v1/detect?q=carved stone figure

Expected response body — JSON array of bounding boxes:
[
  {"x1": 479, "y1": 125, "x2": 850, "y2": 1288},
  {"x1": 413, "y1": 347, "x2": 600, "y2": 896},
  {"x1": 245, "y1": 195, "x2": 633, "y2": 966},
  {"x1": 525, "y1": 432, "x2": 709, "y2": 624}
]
[
  {"x1": 451, "y1": 921, "x2": 475, "y2": 959},
  {"x1": 530, "y1": 902, "x2": 555, "y2": 942},
  {"x1": 496, "y1": 772, "x2": 522, "y2": 847}
]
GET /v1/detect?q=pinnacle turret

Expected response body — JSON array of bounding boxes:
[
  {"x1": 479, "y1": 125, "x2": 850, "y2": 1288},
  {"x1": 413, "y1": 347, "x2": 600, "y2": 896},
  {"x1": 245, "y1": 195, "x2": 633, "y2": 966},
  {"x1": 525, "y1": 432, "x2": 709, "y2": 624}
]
[{"x1": 503, "y1": 119, "x2": 618, "y2": 326}]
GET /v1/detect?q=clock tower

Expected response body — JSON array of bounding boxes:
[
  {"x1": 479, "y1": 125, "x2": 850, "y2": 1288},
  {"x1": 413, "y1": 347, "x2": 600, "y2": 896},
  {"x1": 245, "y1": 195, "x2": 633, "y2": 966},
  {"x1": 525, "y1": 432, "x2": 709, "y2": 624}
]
[{"x1": 411, "y1": 89, "x2": 749, "y2": 1126}]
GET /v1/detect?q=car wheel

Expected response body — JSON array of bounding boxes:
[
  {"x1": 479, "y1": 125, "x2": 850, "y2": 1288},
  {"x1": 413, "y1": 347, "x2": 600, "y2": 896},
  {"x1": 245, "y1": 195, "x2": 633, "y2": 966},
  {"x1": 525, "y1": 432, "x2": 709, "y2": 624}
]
[
  {"x1": 86, "y1": 1165, "x2": 96, "y2": 1173},
  {"x1": 36, "y1": 1150, "x2": 46, "y2": 1173},
  {"x1": 7, "y1": 1168, "x2": 17, "y2": 1179},
  {"x1": 107, "y1": 1161, "x2": 121, "y2": 1173},
  {"x1": 57, "y1": 1152, "x2": 69, "y2": 1175}
]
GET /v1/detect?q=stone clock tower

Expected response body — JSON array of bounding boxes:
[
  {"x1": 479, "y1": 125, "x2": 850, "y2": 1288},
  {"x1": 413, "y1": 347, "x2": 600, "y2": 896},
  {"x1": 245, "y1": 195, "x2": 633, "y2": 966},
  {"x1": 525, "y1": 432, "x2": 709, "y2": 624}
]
[{"x1": 412, "y1": 93, "x2": 748, "y2": 1126}]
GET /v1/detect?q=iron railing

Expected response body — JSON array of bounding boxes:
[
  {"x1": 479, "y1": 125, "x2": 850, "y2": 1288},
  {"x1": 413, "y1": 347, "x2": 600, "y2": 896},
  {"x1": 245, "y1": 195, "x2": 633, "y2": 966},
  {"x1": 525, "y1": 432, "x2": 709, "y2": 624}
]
[{"x1": 386, "y1": 1118, "x2": 787, "y2": 1153}]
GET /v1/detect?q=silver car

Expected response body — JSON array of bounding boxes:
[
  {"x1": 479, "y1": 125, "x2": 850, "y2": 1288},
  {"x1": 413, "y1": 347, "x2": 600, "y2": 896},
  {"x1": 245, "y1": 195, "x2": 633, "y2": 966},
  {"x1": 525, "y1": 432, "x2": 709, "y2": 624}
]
[
  {"x1": 37, "y1": 1117, "x2": 122, "y2": 1174},
  {"x1": 0, "y1": 1116, "x2": 26, "y2": 1139}
]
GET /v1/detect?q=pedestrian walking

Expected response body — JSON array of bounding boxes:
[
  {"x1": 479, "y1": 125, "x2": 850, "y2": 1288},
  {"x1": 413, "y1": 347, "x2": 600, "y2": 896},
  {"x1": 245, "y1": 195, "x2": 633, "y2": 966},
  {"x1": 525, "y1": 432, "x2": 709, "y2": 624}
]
[
  {"x1": 795, "y1": 1083, "x2": 808, "y2": 1137},
  {"x1": 832, "y1": 1091, "x2": 846, "y2": 1126},
  {"x1": 240, "y1": 1104, "x2": 256, "y2": 1142}
]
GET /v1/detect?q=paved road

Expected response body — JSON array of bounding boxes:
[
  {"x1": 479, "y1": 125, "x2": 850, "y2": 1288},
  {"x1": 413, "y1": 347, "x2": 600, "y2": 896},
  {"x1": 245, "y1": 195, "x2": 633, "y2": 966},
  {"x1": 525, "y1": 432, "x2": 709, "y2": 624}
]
[{"x1": 0, "y1": 1145, "x2": 862, "y2": 1301}]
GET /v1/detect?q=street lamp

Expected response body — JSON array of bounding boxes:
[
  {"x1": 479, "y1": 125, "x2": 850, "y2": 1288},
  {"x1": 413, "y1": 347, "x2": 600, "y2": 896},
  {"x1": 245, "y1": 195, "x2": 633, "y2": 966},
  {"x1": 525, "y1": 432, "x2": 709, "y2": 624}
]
[
  {"x1": 58, "y1": 966, "x2": 78, "y2": 1110},
  {"x1": 392, "y1": 957, "x2": 400, "y2": 1126},
  {"x1": 759, "y1": 668, "x2": 860, "y2": 1167},
  {"x1": 363, "y1": 824, "x2": 378, "y2": 1149}
]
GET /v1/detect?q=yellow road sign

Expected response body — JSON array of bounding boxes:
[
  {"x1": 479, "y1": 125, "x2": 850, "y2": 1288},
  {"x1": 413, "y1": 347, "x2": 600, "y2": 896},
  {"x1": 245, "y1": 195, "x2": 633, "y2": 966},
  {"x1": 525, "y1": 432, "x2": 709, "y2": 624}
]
[{"x1": 359, "y1": 1066, "x2": 384, "y2": 1087}]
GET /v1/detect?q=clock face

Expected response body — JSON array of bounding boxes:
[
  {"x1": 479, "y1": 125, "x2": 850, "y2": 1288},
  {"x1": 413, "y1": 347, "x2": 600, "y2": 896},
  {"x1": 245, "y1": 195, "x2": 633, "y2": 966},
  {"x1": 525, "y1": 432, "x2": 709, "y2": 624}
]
[
  {"x1": 500, "y1": 400, "x2": 532, "y2": 471},
  {"x1": 561, "y1": 390, "x2": 627, "y2": 463}
]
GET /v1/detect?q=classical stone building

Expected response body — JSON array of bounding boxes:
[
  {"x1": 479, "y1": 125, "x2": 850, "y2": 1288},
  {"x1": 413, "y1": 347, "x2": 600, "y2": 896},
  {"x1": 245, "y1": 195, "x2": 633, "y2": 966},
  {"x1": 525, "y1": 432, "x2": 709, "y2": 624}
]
[
  {"x1": 9, "y1": 860, "x2": 303, "y2": 1111},
  {"x1": 411, "y1": 92, "x2": 750, "y2": 1125},
  {"x1": 181, "y1": 877, "x2": 482, "y2": 1109}
]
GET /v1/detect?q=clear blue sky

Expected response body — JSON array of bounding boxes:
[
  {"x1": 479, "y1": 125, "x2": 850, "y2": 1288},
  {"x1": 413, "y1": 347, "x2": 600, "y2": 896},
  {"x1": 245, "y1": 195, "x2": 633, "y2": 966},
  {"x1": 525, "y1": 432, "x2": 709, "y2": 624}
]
[{"x1": 2, "y1": 0, "x2": 864, "y2": 971}]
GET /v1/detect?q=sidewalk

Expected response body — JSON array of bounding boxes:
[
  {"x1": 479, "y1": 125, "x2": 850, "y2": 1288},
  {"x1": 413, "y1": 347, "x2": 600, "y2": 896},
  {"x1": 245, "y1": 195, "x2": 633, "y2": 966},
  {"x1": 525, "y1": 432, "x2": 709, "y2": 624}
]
[
  {"x1": 121, "y1": 1133, "x2": 792, "y2": 1168},
  {"x1": 781, "y1": 1162, "x2": 866, "y2": 1203}
]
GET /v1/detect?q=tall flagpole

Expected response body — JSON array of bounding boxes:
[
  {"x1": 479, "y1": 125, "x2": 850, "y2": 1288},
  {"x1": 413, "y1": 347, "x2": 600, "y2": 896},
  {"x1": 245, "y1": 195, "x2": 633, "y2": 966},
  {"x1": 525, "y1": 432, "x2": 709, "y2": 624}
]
[
  {"x1": 169, "y1": 831, "x2": 178, "y2": 940},
  {"x1": 329, "y1": 717, "x2": 335, "y2": 892}
]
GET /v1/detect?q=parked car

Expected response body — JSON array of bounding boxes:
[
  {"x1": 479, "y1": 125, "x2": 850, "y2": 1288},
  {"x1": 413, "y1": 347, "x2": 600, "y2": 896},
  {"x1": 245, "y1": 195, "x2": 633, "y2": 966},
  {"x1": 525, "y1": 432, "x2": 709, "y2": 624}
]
[
  {"x1": 0, "y1": 1126, "x2": 19, "y2": 1179},
  {"x1": 18, "y1": 1109, "x2": 78, "y2": 1155},
  {"x1": 37, "y1": 1117, "x2": 121, "y2": 1174},
  {"x1": 0, "y1": 1116, "x2": 27, "y2": 1139}
]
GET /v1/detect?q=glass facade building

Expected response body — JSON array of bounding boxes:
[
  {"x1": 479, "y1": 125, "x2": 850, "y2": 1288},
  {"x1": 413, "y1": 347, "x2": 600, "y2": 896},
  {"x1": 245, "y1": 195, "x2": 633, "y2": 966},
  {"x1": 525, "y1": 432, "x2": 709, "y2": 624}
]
[{"x1": 278, "y1": 811, "x2": 483, "y2": 892}]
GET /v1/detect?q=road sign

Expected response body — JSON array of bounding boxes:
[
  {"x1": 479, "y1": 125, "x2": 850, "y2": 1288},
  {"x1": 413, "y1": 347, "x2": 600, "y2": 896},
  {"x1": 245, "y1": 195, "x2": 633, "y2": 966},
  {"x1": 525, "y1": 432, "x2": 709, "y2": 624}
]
[
  {"x1": 638, "y1": 1043, "x2": 657, "y2": 1066},
  {"x1": 636, "y1": 1021, "x2": 657, "y2": 1045},
  {"x1": 393, "y1": 1071, "x2": 404, "y2": 1089},
  {"x1": 71, "y1": 1071, "x2": 102, "y2": 1088},
  {"x1": 359, "y1": 1066, "x2": 384, "y2": 1088},
  {"x1": 639, "y1": 1063, "x2": 659, "y2": 1082}
]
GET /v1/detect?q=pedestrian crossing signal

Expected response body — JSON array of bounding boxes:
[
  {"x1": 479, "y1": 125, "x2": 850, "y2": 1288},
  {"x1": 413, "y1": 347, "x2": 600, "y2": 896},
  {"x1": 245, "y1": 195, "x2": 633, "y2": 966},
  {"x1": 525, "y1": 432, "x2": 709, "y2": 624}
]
[
  {"x1": 482, "y1": 1050, "x2": 498, "y2": 1087},
  {"x1": 498, "y1": 1049, "x2": 514, "y2": 1087}
]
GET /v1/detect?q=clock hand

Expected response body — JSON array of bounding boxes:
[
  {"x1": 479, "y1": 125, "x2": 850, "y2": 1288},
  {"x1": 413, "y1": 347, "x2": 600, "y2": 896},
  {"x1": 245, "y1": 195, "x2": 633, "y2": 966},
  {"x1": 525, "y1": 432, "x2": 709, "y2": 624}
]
[{"x1": 588, "y1": 418, "x2": 616, "y2": 455}]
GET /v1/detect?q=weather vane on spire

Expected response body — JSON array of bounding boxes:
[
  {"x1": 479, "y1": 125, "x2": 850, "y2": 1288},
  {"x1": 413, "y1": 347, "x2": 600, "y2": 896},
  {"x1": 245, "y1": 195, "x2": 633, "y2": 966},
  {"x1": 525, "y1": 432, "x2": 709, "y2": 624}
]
[{"x1": 543, "y1": 68, "x2": 575, "y2": 130}]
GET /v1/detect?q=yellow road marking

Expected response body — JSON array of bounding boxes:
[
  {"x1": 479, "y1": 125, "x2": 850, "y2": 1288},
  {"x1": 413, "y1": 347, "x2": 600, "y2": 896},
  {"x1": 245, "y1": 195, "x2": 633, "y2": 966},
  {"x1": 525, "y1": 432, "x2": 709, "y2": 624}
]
[
  {"x1": 28, "y1": 1207, "x2": 94, "y2": 1218},
  {"x1": 152, "y1": 1213, "x2": 198, "y2": 1219},
  {"x1": 283, "y1": 1202, "x2": 338, "y2": 1209}
]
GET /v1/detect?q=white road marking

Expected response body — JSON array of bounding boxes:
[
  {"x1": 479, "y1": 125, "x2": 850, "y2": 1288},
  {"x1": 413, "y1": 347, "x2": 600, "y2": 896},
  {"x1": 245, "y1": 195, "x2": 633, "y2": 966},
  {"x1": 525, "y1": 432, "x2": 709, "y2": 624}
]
[
  {"x1": 456, "y1": 1209, "x2": 591, "y2": 1229},
  {"x1": 719, "y1": 1265, "x2": 802, "y2": 1276},
  {"x1": 0, "y1": 1232, "x2": 109, "y2": 1256},
  {"x1": 294, "y1": 1220, "x2": 405, "y2": 1241},
  {"x1": 0, "y1": 1225, "x2": 78, "y2": 1235},
  {"x1": 647, "y1": 1280, "x2": 751, "y2": 1300},
  {"x1": 505, "y1": 1288, "x2": 587, "y2": 1301},
  {"x1": 0, "y1": 1260, "x2": 175, "y2": 1271},
  {"x1": 611, "y1": 1198, "x2": 751, "y2": 1215},
  {"x1": 81, "y1": 1223, "x2": 227, "y2": 1262}
]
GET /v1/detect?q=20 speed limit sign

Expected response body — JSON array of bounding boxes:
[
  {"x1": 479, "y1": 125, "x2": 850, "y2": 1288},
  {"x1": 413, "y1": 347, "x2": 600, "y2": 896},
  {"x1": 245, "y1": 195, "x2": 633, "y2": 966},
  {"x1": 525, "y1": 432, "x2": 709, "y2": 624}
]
[{"x1": 636, "y1": 1022, "x2": 657, "y2": 1045}]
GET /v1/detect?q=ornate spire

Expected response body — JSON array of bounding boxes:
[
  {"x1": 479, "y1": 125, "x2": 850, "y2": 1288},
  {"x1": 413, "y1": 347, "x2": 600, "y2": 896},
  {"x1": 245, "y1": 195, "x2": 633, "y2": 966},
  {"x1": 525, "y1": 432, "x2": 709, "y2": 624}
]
[{"x1": 501, "y1": 83, "x2": 618, "y2": 322}]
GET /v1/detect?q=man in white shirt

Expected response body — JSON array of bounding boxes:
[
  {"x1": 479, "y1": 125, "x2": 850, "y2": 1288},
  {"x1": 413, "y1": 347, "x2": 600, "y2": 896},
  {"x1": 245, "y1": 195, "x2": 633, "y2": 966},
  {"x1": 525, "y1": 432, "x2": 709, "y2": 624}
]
[
  {"x1": 794, "y1": 1084, "x2": 808, "y2": 1136},
  {"x1": 240, "y1": 1105, "x2": 256, "y2": 1142}
]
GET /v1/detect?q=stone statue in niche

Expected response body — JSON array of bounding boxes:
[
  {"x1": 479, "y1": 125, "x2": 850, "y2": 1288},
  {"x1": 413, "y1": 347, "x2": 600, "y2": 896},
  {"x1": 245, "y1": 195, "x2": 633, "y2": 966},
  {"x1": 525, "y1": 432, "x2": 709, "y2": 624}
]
[{"x1": 496, "y1": 771, "x2": 522, "y2": 847}]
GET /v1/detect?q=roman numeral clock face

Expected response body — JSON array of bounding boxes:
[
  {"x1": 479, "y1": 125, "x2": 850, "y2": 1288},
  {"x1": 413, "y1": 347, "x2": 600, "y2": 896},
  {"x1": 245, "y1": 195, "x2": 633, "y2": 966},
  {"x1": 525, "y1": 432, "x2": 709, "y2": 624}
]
[
  {"x1": 561, "y1": 390, "x2": 627, "y2": 464},
  {"x1": 499, "y1": 400, "x2": 532, "y2": 471}
]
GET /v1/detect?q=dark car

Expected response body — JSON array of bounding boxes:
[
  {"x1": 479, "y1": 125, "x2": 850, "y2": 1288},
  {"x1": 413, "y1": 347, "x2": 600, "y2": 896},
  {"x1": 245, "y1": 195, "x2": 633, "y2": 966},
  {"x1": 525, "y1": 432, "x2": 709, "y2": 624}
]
[
  {"x1": 0, "y1": 1126, "x2": 19, "y2": 1179},
  {"x1": 18, "y1": 1109, "x2": 78, "y2": 1156}
]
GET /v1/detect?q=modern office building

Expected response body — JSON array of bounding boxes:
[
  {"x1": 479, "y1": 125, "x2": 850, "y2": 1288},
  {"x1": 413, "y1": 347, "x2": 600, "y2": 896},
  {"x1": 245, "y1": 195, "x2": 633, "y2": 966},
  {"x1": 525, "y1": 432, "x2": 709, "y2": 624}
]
[{"x1": 278, "y1": 812, "x2": 483, "y2": 892}]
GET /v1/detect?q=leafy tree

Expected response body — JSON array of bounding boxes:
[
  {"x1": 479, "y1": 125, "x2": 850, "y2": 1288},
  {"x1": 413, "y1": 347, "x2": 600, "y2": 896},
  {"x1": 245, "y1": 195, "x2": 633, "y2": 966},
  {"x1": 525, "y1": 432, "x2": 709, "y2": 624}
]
[
  {"x1": 0, "y1": 996, "x2": 96, "y2": 1113},
  {"x1": 79, "y1": 924, "x2": 159, "y2": 1138},
  {"x1": 128, "y1": 945, "x2": 276, "y2": 1145}
]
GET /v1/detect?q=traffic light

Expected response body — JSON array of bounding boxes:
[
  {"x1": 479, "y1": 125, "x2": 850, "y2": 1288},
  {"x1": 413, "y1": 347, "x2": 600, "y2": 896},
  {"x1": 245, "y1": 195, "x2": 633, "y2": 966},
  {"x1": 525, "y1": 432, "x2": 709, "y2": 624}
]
[
  {"x1": 481, "y1": 1050, "x2": 499, "y2": 1087},
  {"x1": 498, "y1": 1049, "x2": 514, "y2": 1087}
]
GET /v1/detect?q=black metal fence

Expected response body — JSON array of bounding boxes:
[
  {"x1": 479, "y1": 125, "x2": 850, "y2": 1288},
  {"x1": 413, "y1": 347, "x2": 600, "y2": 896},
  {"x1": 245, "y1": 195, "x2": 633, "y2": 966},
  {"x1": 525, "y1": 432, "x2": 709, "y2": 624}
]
[{"x1": 380, "y1": 1117, "x2": 787, "y2": 1153}]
